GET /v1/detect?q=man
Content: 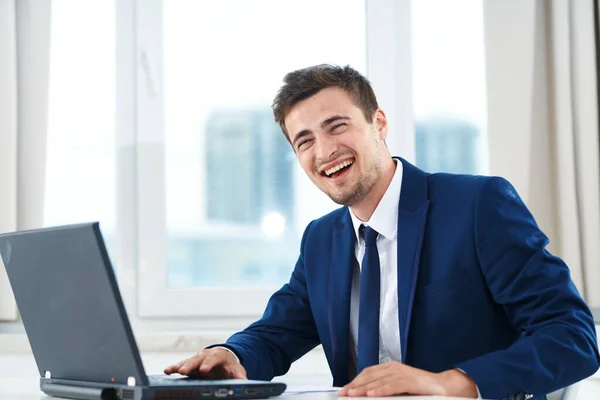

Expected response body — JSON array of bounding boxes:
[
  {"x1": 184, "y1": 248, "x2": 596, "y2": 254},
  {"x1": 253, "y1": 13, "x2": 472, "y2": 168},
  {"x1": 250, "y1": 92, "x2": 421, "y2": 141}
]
[{"x1": 164, "y1": 65, "x2": 599, "y2": 399}]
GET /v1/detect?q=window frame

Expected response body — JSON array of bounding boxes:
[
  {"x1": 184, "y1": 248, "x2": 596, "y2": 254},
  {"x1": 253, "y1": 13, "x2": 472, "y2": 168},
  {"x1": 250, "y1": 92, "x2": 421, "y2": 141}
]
[{"x1": 118, "y1": 0, "x2": 414, "y2": 321}]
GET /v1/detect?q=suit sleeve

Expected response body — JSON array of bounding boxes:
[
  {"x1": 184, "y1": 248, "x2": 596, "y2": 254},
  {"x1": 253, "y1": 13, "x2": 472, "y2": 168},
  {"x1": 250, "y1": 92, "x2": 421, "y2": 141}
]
[
  {"x1": 456, "y1": 177, "x2": 600, "y2": 399},
  {"x1": 222, "y1": 221, "x2": 321, "y2": 380}
]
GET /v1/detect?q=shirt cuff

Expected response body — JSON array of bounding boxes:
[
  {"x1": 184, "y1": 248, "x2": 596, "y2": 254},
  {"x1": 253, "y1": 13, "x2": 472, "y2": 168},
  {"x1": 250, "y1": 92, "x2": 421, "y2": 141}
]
[
  {"x1": 455, "y1": 368, "x2": 481, "y2": 399},
  {"x1": 214, "y1": 346, "x2": 241, "y2": 364}
]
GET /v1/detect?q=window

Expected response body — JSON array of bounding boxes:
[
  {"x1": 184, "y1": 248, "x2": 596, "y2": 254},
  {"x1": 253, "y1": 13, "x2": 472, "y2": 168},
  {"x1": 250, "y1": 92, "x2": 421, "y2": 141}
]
[
  {"x1": 41, "y1": 0, "x2": 487, "y2": 322},
  {"x1": 411, "y1": 0, "x2": 488, "y2": 175},
  {"x1": 163, "y1": 0, "x2": 366, "y2": 288},
  {"x1": 45, "y1": 1, "x2": 116, "y2": 252},
  {"x1": 135, "y1": 0, "x2": 366, "y2": 317}
]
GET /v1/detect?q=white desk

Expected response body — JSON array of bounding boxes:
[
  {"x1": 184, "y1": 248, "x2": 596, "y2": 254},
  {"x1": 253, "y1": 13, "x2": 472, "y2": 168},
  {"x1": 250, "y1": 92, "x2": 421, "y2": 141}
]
[
  {"x1": 0, "y1": 352, "x2": 478, "y2": 399},
  {"x1": 0, "y1": 376, "x2": 473, "y2": 400},
  {"x1": 1, "y1": 352, "x2": 595, "y2": 399}
]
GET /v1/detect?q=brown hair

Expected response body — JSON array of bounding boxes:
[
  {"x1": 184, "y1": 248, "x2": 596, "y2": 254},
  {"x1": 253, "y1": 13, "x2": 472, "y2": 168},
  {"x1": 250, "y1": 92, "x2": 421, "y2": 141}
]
[{"x1": 272, "y1": 64, "x2": 379, "y2": 143}]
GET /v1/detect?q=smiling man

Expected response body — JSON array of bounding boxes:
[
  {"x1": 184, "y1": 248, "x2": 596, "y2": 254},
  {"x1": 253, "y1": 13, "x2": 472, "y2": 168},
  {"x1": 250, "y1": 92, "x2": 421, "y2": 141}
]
[{"x1": 165, "y1": 64, "x2": 600, "y2": 399}]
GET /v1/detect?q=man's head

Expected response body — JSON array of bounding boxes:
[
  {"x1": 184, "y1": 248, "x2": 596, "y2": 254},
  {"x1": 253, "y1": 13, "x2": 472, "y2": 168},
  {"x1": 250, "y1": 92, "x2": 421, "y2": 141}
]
[
  {"x1": 272, "y1": 64, "x2": 394, "y2": 210},
  {"x1": 273, "y1": 64, "x2": 379, "y2": 140}
]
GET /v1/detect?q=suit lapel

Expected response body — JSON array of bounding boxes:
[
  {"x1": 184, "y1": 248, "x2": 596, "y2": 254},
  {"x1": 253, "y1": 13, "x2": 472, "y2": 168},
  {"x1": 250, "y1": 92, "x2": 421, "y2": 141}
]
[
  {"x1": 327, "y1": 158, "x2": 430, "y2": 380},
  {"x1": 396, "y1": 158, "x2": 429, "y2": 363},
  {"x1": 328, "y1": 209, "x2": 355, "y2": 387}
]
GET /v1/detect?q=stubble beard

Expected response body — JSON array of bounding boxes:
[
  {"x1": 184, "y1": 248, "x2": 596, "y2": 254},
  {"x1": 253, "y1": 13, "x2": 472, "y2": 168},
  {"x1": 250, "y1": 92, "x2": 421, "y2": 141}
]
[
  {"x1": 327, "y1": 161, "x2": 382, "y2": 206},
  {"x1": 321, "y1": 128, "x2": 384, "y2": 206}
]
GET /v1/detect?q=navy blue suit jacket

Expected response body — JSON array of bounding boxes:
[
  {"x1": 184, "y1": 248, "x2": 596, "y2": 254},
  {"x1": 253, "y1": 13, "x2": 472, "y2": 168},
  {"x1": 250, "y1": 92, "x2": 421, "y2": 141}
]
[{"x1": 224, "y1": 158, "x2": 599, "y2": 399}]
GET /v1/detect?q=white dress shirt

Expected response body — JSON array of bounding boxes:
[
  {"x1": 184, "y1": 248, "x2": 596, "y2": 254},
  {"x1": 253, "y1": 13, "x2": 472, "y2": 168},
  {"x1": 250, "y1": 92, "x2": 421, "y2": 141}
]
[{"x1": 348, "y1": 159, "x2": 403, "y2": 375}]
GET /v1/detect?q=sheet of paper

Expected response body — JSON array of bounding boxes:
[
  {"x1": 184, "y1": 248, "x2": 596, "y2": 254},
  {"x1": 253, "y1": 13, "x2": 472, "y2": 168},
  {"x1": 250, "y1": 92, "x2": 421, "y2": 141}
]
[{"x1": 284, "y1": 385, "x2": 340, "y2": 394}]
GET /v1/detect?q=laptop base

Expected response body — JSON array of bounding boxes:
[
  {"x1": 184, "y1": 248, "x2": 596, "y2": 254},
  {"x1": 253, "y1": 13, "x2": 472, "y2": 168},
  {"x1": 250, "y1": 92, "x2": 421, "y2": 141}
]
[{"x1": 41, "y1": 377, "x2": 286, "y2": 400}]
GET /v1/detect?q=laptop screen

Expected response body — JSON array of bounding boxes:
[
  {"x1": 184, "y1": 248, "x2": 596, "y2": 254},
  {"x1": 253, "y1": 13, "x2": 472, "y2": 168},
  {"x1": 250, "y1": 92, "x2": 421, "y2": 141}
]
[{"x1": 0, "y1": 223, "x2": 148, "y2": 385}]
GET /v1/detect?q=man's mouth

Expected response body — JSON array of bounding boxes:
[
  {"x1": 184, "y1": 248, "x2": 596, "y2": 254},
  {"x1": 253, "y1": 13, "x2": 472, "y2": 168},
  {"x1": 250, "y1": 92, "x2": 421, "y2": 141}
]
[{"x1": 322, "y1": 160, "x2": 354, "y2": 178}]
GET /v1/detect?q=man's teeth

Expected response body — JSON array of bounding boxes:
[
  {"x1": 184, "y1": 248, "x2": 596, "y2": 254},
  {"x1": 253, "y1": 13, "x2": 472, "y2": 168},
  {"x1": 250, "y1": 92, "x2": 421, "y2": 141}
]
[{"x1": 325, "y1": 160, "x2": 353, "y2": 177}]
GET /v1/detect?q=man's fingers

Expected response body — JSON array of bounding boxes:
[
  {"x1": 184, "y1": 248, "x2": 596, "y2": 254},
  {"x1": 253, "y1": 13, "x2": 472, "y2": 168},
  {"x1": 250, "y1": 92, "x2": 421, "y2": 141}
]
[
  {"x1": 347, "y1": 365, "x2": 378, "y2": 386},
  {"x1": 199, "y1": 355, "x2": 247, "y2": 379},
  {"x1": 364, "y1": 378, "x2": 446, "y2": 397},
  {"x1": 342, "y1": 376, "x2": 398, "y2": 396},
  {"x1": 198, "y1": 353, "x2": 220, "y2": 373},
  {"x1": 163, "y1": 361, "x2": 186, "y2": 375},
  {"x1": 339, "y1": 365, "x2": 381, "y2": 396},
  {"x1": 338, "y1": 363, "x2": 442, "y2": 397},
  {"x1": 178, "y1": 353, "x2": 207, "y2": 375},
  {"x1": 164, "y1": 348, "x2": 246, "y2": 379},
  {"x1": 341, "y1": 376, "x2": 396, "y2": 397},
  {"x1": 342, "y1": 363, "x2": 394, "y2": 390}
]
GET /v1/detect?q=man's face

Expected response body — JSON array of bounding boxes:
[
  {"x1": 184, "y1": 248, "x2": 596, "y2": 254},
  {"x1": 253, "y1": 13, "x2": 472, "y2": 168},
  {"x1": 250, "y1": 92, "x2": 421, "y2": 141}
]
[{"x1": 285, "y1": 87, "x2": 388, "y2": 206}]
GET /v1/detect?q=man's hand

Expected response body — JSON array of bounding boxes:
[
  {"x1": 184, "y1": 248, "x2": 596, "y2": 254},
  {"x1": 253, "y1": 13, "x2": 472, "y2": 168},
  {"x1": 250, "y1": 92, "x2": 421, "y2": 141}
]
[
  {"x1": 338, "y1": 362, "x2": 478, "y2": 398},
  {"x1": 163, "y1": 348, "x2": 247, "y2": 379}
]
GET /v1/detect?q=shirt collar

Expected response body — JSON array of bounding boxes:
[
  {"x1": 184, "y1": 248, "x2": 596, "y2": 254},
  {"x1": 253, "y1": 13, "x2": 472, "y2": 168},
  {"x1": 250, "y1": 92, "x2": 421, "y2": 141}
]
[{"x1": 349, "y1": 158, "x2": 403, "y2": 242}]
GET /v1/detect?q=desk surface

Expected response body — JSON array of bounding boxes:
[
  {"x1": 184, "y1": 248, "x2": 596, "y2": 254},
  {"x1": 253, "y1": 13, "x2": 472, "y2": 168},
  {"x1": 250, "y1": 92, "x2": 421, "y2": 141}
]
[
  {"x1": 3, "y1": 375, "x2": 600, "y2": 400},
  {"x1": 0, "y1": 353, "x2": 476, "y2": 399},
  {"x1": 3, "y1": 352, "x2": 597, "y2": 400},
  {"x1": 0, "y1": 377, "x2": 472, "y2": 400}
]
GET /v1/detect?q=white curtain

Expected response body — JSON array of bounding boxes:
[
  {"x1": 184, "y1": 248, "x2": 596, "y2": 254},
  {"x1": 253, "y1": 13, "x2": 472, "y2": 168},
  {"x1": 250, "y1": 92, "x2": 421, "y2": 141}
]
[
  {"x1": 0, "y1": 0, "x2": 52, "y2": 320},
  {"x1": 484, "y1": 0, "x2": 600, "y2": 306}
]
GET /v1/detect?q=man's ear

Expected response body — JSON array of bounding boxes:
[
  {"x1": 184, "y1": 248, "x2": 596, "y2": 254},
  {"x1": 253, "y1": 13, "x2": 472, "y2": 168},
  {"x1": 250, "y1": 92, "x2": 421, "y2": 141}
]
[{"x1": 373, "y1": 109, "x2": 388, "y2": 140}]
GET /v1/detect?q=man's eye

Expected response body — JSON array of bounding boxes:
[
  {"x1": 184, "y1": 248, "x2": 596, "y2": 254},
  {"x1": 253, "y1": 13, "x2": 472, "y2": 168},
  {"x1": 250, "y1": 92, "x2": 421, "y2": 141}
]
[
  {"x1": 332, "y1": 124, "x2": 347, "y2": 133},
  {"x1": 298, "y1": 139, "x2": 312, "y2": 150}
]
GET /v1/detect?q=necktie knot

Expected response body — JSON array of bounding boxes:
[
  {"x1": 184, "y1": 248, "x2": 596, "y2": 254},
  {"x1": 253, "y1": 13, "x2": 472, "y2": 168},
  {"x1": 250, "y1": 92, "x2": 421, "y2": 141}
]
[{"x1": 361, "y1": 225, "x2": 379, "y2": 247}]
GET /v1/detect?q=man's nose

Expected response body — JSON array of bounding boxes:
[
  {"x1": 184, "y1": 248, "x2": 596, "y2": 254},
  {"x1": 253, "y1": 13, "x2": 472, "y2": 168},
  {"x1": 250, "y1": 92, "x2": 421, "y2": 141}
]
[{"x1": 315, "y1": 135, "x2": 338, "y2": 162}]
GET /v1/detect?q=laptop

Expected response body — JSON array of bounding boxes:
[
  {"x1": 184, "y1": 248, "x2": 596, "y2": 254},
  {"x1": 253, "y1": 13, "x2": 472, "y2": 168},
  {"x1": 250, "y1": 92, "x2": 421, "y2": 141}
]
[{"x1": 0, "y1": 222, "x2": 286, "y2": 399}]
